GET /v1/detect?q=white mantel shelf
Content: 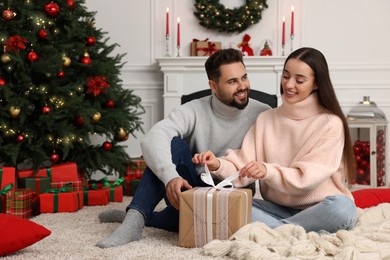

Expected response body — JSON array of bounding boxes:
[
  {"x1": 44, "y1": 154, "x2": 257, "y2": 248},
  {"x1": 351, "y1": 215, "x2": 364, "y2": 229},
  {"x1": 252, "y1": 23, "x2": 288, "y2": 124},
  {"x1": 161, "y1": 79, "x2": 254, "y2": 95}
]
[{"x1": 156, "y1": 56, "x2": 286, "y2": 117}]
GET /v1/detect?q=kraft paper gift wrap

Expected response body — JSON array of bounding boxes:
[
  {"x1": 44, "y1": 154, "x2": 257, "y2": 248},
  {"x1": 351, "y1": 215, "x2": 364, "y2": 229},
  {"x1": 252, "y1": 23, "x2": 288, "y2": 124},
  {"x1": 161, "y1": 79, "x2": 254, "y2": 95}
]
[{"x1": 179, "y1": 187, "x2": 252, "y2": 248}]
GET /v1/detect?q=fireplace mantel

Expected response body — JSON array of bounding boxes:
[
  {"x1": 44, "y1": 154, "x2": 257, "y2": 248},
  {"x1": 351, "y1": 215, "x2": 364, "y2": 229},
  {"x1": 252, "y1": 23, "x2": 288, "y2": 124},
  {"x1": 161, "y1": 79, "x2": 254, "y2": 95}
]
[{"x1": 156, "y1": 56, "x2": 286, "y2": 117}]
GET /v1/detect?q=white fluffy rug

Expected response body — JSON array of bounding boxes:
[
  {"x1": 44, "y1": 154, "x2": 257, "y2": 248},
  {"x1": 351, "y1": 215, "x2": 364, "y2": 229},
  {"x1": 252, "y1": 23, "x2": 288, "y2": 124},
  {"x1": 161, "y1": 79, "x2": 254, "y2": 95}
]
[{"x1": 3, "y1": 196, "x2": 390, "y2": 260}]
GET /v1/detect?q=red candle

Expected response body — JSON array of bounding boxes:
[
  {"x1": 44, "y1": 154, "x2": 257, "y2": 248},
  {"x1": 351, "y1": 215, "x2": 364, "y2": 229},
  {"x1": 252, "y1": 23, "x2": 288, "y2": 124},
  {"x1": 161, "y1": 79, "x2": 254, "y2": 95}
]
[
  {"x1": 282, "y1": 16, "x2": 285, "y2": 45},
  {"x1": 166, "y1": 7, "x2": 169, "y2": 35},
  {"x1": 177, "y1": 17, "x2": 180, "y2": 46},
  {"x1": 291, "y1": 6, "x2": 294, "y2": 36}
]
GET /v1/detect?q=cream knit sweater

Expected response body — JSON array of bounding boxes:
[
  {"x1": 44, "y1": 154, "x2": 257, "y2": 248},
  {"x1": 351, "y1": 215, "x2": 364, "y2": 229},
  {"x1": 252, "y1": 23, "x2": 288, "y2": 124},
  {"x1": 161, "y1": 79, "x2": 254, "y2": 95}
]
[{"x1": 214, "y1": 93, "x2": 353, "y2": 209}]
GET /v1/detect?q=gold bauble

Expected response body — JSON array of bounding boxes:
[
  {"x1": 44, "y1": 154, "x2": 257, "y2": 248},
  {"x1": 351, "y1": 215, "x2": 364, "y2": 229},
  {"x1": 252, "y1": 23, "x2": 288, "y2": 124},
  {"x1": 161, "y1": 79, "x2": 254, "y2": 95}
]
[
  {"x1": 1, "y1": 53, "x2": 11, "y2": 64},
  {"x1": 9, "y1": 106, "x2": 21, "y2": 118},
  {"x1": 115, "y1": 127, "x2": 129, "y2": 141},
  {"x1": 62, "y1": 55, "x2": 71, "y2": 67},
  {"x1": 91, "y1": 112, "x2": 101, "y2": 122}
]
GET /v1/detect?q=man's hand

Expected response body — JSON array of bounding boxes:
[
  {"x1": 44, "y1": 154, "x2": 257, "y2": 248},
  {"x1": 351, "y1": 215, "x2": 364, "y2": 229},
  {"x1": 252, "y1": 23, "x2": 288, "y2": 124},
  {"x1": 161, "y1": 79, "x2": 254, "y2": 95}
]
[{"x1": 166, "y1": 177, "x2": 192, "y2": 210}]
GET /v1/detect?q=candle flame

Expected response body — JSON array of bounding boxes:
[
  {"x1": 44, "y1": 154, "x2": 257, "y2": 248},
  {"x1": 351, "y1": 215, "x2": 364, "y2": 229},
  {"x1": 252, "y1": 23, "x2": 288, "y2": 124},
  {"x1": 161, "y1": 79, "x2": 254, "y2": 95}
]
[
  {"x1": 177, "y1": 17, "x2": 180, "y2": 23},
  {"x1": 282, "y1": 16, "x2": 285, "y2": 22},
  {"x1": 166, "y1": 7, "x2": 169, "y2": 13},
  {"x1": 291, "y1": 5, "x2": 294, "y2": 12}
]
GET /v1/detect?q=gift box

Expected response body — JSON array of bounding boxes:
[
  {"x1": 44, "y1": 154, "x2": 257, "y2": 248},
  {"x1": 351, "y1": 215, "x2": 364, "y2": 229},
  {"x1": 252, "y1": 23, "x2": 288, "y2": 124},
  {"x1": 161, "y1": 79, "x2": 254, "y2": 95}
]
[
  {"x1": 190, "y1": 39, "x2": 222, "y2": 56},
  {"x1": 17, "y1": 177, "x2": 51, "y2": 195},
  {"x1": 83, "y1": 189, "x2": 109, "y2": 206},
  {"x1": 40, "y1": 190, "x2": 83, "y2": 213},
  {"x1": 122, "y1": 175, "x2": 142, "y2": 196},
  {"x1": 50, "y1": 180, "x2": 84, "y2": 191},
  {"x1": 179, "y1": 187, "x2": 252, "y2": 248},
  {"x1": 0, "y1": 183, "x2": 14, "y2": 213},
  {"x1": 17, "y1": 162, "x2": 79, "y2": 182},
  {"x1": 127, "y1": 158, "x2": 146, "y2": 177},
  {"x1": 103, "y1": 178, "x2": 124, "y2": 202},
  {"x1": 6, "y1": 189, "x2": 33, "y2": 219},
  {"x1": 0, "y1": 167, "x2": 16, "y2": 190}
]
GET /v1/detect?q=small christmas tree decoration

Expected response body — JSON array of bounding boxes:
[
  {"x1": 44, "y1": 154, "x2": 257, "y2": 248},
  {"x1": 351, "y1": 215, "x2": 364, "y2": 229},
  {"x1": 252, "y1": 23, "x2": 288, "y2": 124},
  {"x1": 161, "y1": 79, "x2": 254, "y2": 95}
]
[
  {"x1": 80, "y1": 51, "x2": 92, "y2": 64},
  {"x1": 9, "y1": 106, "x2": 21, "y2": 118},
  {"x1": 91, "y1": 111, "x2": 101, "y2": 122},
  {"x1": 38, "y1": 28, "x2": 48, "y2": 40},
  {"x1": 238, "y1": 34, "x2": 254, "y2": 56},
  {"x1": 0, "y1": 76, "x2": 6, "y2": 85},
  {"x1": 27, "y1": 51, "x2": 39, "y2": 62},
  {"x1": 44, "y1": 2, "x2": 60, "y2": 18},
  {"x1": 74, "y1": 115, "x2": 85, "y2": 127},
  {"x1": 62, "y1": 54, "x2": 71, "y2": 66},
  {"x1": 102, "y1": 141, "x2": 112, "y2": 151},
  {"x1": 115, "y1": 127, "x2": 129, "y2": 141},
  {"x1": 1, "y1": 53, "x2": 11, "y2": 64},
  {"x1": 2, "y1": 8, "x2": 16, "y2": 20},
  {"x1": 105, "y1": 100, "x2": 115, "y2": 108},
  {"x1": 86, "y1": 36, "x2": 96, "y2": 45},
  {"x1": 57, "y1": 71, "x2": 65, "y2": 78},
  {"x1": 42, "y1": 106, "x2": 51, "y2": 114},
  {"x1": 16, "y1": 134, "x2": 25, "y2": 143},
  {"x1": 260, "y1": 41, "x2": 273, "y2": 56},
  {"x1": 50, "y1": 152, "x2": 59, "y2": 163}
]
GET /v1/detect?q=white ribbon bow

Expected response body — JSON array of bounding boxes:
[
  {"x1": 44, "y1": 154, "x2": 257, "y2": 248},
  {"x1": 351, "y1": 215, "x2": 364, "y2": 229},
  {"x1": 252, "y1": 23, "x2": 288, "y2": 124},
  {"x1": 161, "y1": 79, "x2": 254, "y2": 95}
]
[{"x1": 200, "y1": 164, "x2": 239, "y2": 189}]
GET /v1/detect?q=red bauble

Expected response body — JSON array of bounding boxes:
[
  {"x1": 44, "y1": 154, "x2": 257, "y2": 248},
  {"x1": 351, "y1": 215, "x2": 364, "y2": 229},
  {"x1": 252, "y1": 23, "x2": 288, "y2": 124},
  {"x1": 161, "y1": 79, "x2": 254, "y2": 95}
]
[
  {"x1": 27, "y1": 51, "x2": 39, "y2": 62},
  {"x1": 103, "y1": 141, "x2": 112, "y2": 151},
  {"x1": 353, "y1": 145, "x2": 361, "y2": 155},
  {"x1": 67, "y1": 0, "x2": 75, "y2": 8},
  {"x1": 38, "y1": 29, "x2": 48, "y2": 40},
  {"x1": 105, "y1": 100, "x2": 115, "y2": 108},
  {"x1": 51, "y1": 153, "x2": 59, "y2": 163},
  {"x1": 80, "y1": 56, "x2": 92, "y2": 65},
  {"x1": 45, "y1": 2, "x2": 60, "y2": 18},
  {"x1": 0, "y1": 76, "x2": 6, "y2": 86},
  {"x1": 57, "y1": 71, "x2": 65, "y2": 78},
  {"x1": 86, "y1": 37, "x2": 96, "y2": 45},
  {"x1": 378, "y1": 130, "x2": 384, "y2": 136},
  {"x1": 357, "y1": 168, "x2": 365, "y2": 177},
  {"x1": 2, "y1": 9, "x2": 15, "y2": 20},
  {"x1": 16, "y1": 134, "x2": 24, "y2": 143},
  {"x1": 42, "y1": 106, "x2": 51, "y2": 114},
  {"x1": 75, "y1": 115, "x2": 85, "y2": 126}
]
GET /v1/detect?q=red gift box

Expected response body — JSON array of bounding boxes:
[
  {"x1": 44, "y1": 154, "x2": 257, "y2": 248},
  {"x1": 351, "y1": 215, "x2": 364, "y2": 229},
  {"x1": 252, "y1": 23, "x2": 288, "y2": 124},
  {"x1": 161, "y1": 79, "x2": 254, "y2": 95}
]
[
  {"x1": 0, "y1": 167, "x2": 16, "y2": 190},
  {"x1": 17, "y1": 162, "x2": 79, "y2": 182},
  {"x1": 102, "y1": 178, "x2": 124, "y2": 202},
  {"x1": 0, "y1": 182, "x2": 14, "y2": 213},
  {"x1": 128, "y1": 158, "x2": 146, "y2": 178},
  {"x1": 40, "y1": 190, "x2": 84, "y2": 213},
  {"x1": 50, "y1": 180, "x2": 84, "y2": 191},
  {"x1": 83, "y1": 189, "x2": 109, "y2": 206},
  {"x1": 6, "y1": 189, "x2": 33, "y2": 218}
]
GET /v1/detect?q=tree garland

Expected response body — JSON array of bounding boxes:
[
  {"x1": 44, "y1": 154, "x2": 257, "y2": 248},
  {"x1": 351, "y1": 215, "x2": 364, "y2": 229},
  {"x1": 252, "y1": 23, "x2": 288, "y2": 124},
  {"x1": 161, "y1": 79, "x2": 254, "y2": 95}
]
[{"x1": 194, "y1": 0, "x2": 268, "y2": 33}]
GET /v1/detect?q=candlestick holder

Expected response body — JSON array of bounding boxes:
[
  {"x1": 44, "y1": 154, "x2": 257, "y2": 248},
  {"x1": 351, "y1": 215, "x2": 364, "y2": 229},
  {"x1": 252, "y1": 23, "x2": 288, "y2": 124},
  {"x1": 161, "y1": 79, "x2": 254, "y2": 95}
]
[
  {"x1": 290, "y1": 34, "x2": 294, "y2": 53},
  {"x1": 165, "y1": 35, "x2": 171, "y2": 57},
  {"x1": 177, "y1": 45, "x2": 181, "y2": 57},
  {"x1": 281, "y1": 44, "x2": 285, "y2": 56}
]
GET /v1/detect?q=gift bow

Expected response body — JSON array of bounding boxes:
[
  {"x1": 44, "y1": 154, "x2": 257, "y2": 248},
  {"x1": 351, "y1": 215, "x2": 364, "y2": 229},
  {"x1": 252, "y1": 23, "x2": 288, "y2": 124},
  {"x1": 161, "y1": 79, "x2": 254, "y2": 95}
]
[
  {"x1": 88, "y1": 177, "x2": 111, "y2": 190},
  {"x1": 192, "y1": 38, "x2": 209, "y2": 42},
  {"x1": 196, "y1": 42, "x2": 218, "y2": 56},
  {"x1": 200, "y1": 164, "x2": 239, "y2": 189},
  {"x1": 0, "y1": 183, "x2": 14, "y2": 211}
]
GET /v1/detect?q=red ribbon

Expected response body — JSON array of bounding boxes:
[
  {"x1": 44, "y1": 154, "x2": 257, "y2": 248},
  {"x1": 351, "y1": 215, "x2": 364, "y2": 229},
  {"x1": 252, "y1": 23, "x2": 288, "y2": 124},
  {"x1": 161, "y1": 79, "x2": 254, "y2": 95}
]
[
  {"x1": 196, "y1": 42, "x2": 217, "y2": 56},
  {"x1": 34, "y1": 178, "x2": 41, "y2": 194},
  {"x1": 192, "y1": 38, "x2": 209, "y2": 42}
]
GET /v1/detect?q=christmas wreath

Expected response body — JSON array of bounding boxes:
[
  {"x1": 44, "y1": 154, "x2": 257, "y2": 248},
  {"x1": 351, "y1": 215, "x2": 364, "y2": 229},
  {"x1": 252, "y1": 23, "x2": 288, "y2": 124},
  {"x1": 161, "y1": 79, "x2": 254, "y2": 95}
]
[{"x1": 194, "y1": 0, "x2": 268, "y2": 33}]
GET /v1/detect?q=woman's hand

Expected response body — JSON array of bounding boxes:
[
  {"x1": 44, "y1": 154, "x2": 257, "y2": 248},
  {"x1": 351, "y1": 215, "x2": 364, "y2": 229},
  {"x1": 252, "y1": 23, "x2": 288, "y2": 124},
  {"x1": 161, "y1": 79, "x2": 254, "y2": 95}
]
[
  {"x1": 239, "y1": 161, "x2": 267, "y2": 179},
  {"x1": 192, "y1": 150, "x2": 220, "y2": 171}
]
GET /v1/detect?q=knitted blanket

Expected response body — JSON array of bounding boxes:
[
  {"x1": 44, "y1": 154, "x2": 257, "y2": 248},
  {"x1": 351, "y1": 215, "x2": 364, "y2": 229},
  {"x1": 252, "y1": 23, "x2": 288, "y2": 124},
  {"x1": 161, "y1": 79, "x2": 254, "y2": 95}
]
[{"x1": 203, "y1": 203, "x2": 390, "y2": 259}]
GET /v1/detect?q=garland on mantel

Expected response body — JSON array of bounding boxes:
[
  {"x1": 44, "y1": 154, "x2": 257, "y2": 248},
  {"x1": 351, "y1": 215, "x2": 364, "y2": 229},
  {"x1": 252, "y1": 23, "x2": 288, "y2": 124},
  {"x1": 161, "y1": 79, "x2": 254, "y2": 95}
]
[{"x1": 193, "y1": 0, "x2": 268, "y2": 33}]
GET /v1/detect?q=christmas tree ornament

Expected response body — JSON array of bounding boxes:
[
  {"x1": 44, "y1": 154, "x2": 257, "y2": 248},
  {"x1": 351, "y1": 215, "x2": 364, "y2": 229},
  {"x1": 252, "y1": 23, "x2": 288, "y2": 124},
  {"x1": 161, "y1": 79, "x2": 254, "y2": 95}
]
[
  {"x1": 2, "y1": 8, "x2": 16, "y2": 21},
  {"x1": 27, "y1": 51, "x2": 39, "y2": 62},
  {"x1": 74, "y1": 115, "x2": 85, "y2": 126},
  {"x1": 0, "y1": 76, "x2": 6, "y2": 85},
  {"x1": 115, "y1": 127, "x2": 129, "y2": 141},
  {"x1": 42, "y1": 106, "x2": 51, "y2": 114},
  {"x1": 57, "y1": 71, "x2": 65, "y2": 78},
  {"x1": 1, "y1": 53, "x2": 11, "y2": 63},
  {"x1": 16, "y1": 134, "x2": 25, "y2": 143},
  {"x1": 86, "y1": 36, "x2": 96, "y2": 45},
  {"x1": 105, "y1": 100, "x2": 115, "y2": 108},
  {"x1": 80, "y1": 51, "x2": 92, "y2": 64},
  {"x1": 45, "y1": 2, "x2": 60, "y2": 18},
  {"x1": 86, "y1": 76, "x2": 110, "y2": 96},
  {"x1": 238, "y1": 34, "x2": 254, "y2": 56},
  {"x1": 91, "y1": 111, "x2": 101, "y2": 122},
  {"x1": 62, "y1": 54, "x2": 71, "y2": 66},
  {"x1": 50, "y1": 152, "x2": 59, "y2": 163},
  {"x1": 9, "y1": 106, "x2": 21, "y2": 118},
  {"x1": 6, "y1": 35, "x2": 28, "y2": 53},
  {"x1": 102, "y1": 141, "x2": 112, "y2": 151},
  {"x1": 38, "y1": 28, "x2": 48, "y2": 40},
  {"x1": 260, "y1": 41, "x2": 273, "y2": 56}
]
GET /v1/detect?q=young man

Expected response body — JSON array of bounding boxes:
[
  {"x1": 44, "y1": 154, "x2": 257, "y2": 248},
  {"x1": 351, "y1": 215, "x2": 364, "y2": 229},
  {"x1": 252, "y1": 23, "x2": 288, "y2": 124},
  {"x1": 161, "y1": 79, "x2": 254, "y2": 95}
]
[{"x1": 96, "y1": 48, "x2": 271, "y2": 248}]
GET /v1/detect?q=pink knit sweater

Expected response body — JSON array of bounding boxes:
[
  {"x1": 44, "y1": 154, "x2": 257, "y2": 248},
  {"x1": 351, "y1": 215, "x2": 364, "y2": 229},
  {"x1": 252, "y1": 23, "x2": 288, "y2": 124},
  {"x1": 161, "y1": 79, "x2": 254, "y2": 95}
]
[{"x1": 214, "y1": 93, "x2": 353, "y2": 209}]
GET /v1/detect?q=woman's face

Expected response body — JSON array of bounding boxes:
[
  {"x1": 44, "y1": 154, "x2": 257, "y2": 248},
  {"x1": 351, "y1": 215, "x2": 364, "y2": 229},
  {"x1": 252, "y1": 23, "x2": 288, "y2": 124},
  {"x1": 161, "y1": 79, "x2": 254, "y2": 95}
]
[{"x1": 281, "y1": 58, "x2": 318, "y2": 104}]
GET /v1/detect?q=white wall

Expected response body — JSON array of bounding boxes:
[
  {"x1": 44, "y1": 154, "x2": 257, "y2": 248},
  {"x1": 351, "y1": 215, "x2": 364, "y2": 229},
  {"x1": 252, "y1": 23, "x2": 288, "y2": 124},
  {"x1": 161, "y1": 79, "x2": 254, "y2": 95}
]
[{"x1": 85, "y1": 0, "x2": 390, "y2": 176}]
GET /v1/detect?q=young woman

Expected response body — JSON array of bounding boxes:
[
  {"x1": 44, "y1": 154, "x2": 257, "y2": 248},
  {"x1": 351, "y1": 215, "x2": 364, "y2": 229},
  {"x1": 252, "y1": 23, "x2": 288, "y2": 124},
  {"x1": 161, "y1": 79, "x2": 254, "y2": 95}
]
[{"x1": 193, "y1": 47, "x2": 357, "y2": 233}]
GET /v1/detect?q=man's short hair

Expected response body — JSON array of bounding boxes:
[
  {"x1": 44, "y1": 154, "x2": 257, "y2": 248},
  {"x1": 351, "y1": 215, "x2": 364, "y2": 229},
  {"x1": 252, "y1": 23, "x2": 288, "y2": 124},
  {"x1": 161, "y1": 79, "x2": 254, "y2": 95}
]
[{"x1": 205, "y1": 48, "x2": 244, "y2": 82}]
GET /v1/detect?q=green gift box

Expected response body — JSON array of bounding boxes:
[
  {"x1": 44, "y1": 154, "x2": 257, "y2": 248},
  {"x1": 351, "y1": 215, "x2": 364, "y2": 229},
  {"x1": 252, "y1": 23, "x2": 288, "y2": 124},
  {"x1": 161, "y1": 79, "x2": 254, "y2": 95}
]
[{"x1": 17, "y1": 177, "x2": 51, "y2": 195}]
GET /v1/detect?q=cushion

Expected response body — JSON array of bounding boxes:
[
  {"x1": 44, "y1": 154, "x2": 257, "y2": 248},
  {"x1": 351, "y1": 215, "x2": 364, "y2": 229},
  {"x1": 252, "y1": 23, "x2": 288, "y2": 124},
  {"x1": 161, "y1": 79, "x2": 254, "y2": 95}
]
[
  {"x1": 0, "y1": 213, "x2": 51, "y2": 256},
  {"x1": 352, "y1": 188, "x2": 390, "y2": 208}
]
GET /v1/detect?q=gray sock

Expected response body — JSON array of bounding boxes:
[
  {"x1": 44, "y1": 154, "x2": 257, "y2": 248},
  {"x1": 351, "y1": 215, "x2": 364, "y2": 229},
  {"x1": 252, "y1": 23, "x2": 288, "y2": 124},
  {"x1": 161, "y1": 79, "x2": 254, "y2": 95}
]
[
  {"x1": 95, "y1": 209, "x2": 145, "y2": 248},
  {"x1": 98, "y1": 209, "x2": 126, "y2": 223}
]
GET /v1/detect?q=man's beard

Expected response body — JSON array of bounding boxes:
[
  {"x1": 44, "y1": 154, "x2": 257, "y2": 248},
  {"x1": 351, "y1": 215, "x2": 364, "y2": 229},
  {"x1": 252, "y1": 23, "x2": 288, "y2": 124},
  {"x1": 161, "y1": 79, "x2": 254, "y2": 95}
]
[{"x1": 230, "y1": 97, "x2": 249, "y2": 110}]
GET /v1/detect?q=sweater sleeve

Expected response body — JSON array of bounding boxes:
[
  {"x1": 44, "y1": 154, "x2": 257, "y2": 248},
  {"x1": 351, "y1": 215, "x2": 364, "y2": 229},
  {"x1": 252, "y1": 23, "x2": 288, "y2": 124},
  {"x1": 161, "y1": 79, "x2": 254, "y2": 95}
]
[
  {"x1": 140, "y1": 103, "x2": 198, "y2": 186},
  {"x1": 261, "y1": 116, "x2": 345, "y2": 196}
]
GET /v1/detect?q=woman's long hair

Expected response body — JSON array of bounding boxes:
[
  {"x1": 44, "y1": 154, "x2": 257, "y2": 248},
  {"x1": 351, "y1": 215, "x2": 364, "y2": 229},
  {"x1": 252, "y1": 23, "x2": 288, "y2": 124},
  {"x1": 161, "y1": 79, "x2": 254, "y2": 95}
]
[{"x1": 281, "y1": 47, "x2": 356, "y2": 184}]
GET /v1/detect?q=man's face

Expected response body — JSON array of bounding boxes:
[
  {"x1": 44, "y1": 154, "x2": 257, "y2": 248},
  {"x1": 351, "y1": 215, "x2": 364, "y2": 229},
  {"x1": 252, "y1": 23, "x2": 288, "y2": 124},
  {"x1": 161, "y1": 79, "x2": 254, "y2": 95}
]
[{"x1": 210, "y1": 62, "x2": 250, "y2": 110}]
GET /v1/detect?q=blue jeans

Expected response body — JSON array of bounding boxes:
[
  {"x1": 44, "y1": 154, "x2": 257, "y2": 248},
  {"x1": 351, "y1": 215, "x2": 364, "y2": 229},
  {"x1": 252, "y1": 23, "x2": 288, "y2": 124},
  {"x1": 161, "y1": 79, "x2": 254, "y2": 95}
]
[
  {"x1": 252, "y1": 195, "x2": 357, "y2": 233},
  {"x1": 127, "y1": 137, "x2": 208, "y2": 232}
]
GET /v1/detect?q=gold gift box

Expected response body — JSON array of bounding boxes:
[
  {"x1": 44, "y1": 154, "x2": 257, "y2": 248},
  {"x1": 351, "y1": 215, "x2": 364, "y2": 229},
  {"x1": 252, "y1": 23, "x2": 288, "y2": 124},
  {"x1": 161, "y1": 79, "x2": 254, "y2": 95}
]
[{"x1": 190, "y1": 41, "x2": 222, "y2": 56}]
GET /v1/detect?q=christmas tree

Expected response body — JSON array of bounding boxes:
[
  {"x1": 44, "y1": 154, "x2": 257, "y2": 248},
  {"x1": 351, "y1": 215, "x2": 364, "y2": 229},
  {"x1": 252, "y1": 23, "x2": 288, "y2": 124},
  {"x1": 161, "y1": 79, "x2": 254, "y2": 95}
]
[{"x1": 0, "y1": 0, "x2": 144, "y2": 178}]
